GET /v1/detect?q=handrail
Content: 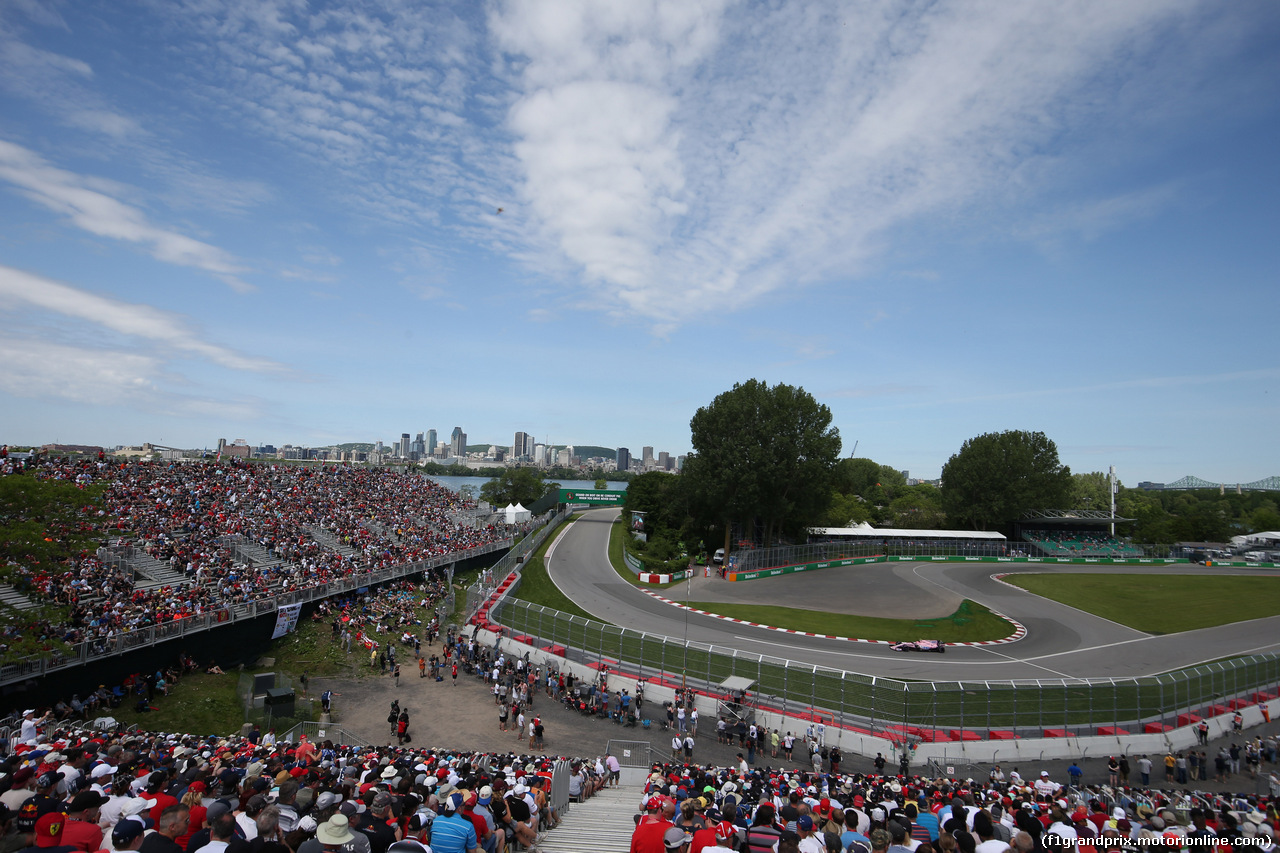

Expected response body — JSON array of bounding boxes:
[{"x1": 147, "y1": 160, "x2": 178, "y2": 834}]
[{"x1": 0, "y1": 538, "x2": 512, "y2": 689}]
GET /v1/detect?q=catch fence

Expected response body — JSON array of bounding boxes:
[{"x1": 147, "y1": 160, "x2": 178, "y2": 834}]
[{"x1": 490, "y1": 596, "x2": 1280, "y2": 737}]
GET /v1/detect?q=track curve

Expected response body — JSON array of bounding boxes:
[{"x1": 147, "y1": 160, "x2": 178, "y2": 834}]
[{"x1": 545, "y1": 508, "x2": 1280, "y2": 680}]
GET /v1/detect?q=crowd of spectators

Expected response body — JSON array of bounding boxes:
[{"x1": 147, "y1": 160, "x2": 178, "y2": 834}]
[
  {"x1": 1, "y1": 456, "x2": 518, "y2": 660},
  {"x1": 1021, "y1": 532, "x2": 1144, "y2": 559},
  {"x1": 1, "y1": 710, "x2": 1278, "y2": 853},
  {"x1": 0, "y1": 713, "x2": 586, "y2": 853},
  {"x1": 629, "y1": 754, "x2": 1280, "y2": 852}
]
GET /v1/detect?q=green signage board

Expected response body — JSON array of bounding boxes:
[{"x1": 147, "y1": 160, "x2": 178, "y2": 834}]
[{"x1": 559, "y1": 489, "x2": 626, "y2": 505}]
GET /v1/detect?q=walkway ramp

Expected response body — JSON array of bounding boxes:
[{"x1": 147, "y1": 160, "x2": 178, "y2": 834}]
[{"x1": 538, "y1": 785, "x2": 639, "y2": 853}]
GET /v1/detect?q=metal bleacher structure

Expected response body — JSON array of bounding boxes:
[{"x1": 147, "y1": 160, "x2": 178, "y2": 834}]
[{"x1": 0, "y1": 522, "x2": 514, "y2": 690}]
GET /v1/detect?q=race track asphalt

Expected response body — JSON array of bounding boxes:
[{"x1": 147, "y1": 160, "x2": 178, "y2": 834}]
[{"x1": 545, "y1": 508, "x2": 1280, "y2": 682}]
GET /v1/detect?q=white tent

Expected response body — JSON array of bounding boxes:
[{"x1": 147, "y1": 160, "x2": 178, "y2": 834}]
[{"x1": 503, "y1": 503, "x2": 532, "y2": 524}]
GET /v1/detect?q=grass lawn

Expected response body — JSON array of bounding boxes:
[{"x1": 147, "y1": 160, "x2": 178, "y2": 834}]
[
  {"x1": 680, "y1": 599, "x2": 1014, "y2": 643},
  {"x1": 607, "y1": 517, "x2": 688, "y2": 590},
  {"x1": 107, "y1": 590, "x2": 443, "y2": 734},
  {"x1": 510, "y1": 516, "x2": 597, "y2": 621},
  {"x1": 1002, "y1": 573, "x2": 1280, "y2": 634}
]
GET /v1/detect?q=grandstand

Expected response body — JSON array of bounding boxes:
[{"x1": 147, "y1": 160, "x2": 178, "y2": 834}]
[
  {"x1": 1015, "y1": 508, "x2": 1142, "y2": 558},
  {"x1": 0, "y1": 455, "x2": 530, "y2": 681}
]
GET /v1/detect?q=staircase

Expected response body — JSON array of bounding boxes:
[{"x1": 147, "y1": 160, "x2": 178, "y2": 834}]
[
  {"x1": 538, "y1": 786, "x2": 639, "y2": 853},
  {"x1": 125, "y1": 552, "x2": 190, "y2": 591},
  {"x1": 0, "y1": 583, "x2": 41, "y2": 611},
  {"x1": 304, "y1": 525, "x2": 361, "y2": 560}
]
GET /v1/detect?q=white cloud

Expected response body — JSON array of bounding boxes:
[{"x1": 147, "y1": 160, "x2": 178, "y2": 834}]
[
  {"x1": 0, "y1": 265, "x2": 281, "y2": 373},
  {"x1": 490, "y1": 1, "x2": 1205, "y2": 327},
  {"x1": 0, "y1": 140, "x2": 252, "y2": 291}
]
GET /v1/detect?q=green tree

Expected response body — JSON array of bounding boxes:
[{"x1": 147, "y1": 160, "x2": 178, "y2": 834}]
[
  {"x1": 941, "y1": 430, "x2": 1072, "y2": 532},
  {"x1": 479, "y1": 468, "x2": 555, "y2": 506},
  {"x1": 0, "y1": 472, "x2": 105, "y2": 663},
  {"x1": 888, "y1": 484, "x2": 946, "y2": 528},
  {"x1": 594, "y1": 477, "x2": 607, "y2": 490},
  {"x1": 685, "y1": 379, "x2": 842, "y2": 553},
  {"x1": 1070, "y1": 471, "x2": 1113, "y2": 512}
]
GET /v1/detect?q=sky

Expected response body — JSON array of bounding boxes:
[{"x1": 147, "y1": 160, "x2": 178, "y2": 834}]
[{"x1": 1, "y1": 0, "x2": 1278, "y2": 484}]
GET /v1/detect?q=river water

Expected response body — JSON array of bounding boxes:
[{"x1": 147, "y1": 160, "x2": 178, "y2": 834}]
[{"x1": 425, "y1": 474, "x2": 628, "y2": 496}]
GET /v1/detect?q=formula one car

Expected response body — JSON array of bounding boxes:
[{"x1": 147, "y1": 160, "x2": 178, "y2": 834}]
[{"x1": 890, "y1": 639, "x2": 945, "y2": 653}]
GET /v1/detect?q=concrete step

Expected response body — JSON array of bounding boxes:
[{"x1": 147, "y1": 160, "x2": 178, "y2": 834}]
[
  {"x1": 538, "y1": 786, "x2": 640, "y2": 853},
  {"x1": 0, "y1": 583, "x2": 41, "y2": 610}
]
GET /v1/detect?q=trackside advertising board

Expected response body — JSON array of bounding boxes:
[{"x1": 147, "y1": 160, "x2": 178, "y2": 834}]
[{"x1": 559, "y1": 489, "x2": 625, "y2": 505}]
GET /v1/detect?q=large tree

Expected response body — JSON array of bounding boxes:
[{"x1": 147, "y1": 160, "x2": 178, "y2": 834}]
[
  {"x1": 941, "y1": 430, "x2": 1072, "y2": 531},
  {"x1": 479, "y1": 467, "x2": 557, "y2": 507},
  {"x1": 685, "y1": 379, "x2": 842, "y2": 552}
]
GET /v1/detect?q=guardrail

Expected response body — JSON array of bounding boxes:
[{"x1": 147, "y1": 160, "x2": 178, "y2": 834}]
[
  {"x1": 0, "y1": 539, "x2": 512, "y2": 690},
  {"x1": 490, "y1": 595, "x2": 1280, "y2": 736},
  {"x1": 463, "y1": 509, "x2": 568, "y2": 625}
]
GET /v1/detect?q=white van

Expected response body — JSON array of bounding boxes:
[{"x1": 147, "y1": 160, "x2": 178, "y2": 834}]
[{"x1": 713, "y1": 548, "x2": 725, "y2": 565}]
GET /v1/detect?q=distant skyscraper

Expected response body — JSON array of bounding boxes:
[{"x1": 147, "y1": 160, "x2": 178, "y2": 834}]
[
  {"x1": 514, "y1": 431, "x2": 534, "y2": 459},
  {"x1": 399, "y1": 433, "x2": 410, "y2": 458},
  {"x1": 411, "y1": 433, "x2": 426, "y2": 457},
  {"x1": 450, "y1": 426, "x2": 466, "y2": 458},
  {"x1": 426, "y1": 429, "x2": 437, "y2": 457},
  {"x1": 658, "y1": 451, "x2": 671, "y2": 470},
  {"x1": 616, "y1": 447, "x2": 631, "y2": 472},
  {"x1": 642, "y1": 446, "x2": 654, "y2": 466}
]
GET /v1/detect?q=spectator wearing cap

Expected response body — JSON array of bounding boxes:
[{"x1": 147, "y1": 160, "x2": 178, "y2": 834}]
[
  {"x1": 427, "y1": 794, "x2": 477, "y2": 853},
  {"x1": 869, "y1": 828, "x2": 892, "y2": 853},
  {"x1": 62, "y1": 791, "x2": 108, "y2": 852},
  {"x1": 189, "y1": 811, "x2": 235, "y2": 853},
  {"x1": 237, "y1": 795, "x2": 268, "y2": 841},
  {"x1": 633, "y1": 796, "x2": 675, "y2": 853},
  {"x1": 174, "y1": 784, "x2": 208, "y2": 850},
  {"x1": 109, "y1": 818, "x2": 150, "y2": 853},
  {"x1": 692, "y1": 820, "x2": 740, "y2": 853},
  {"x1": 145, "y1": 775, "x2": 178, "y2": 825},
  {"x1": 19, "y1": 812, "x2": 77, "y2": 853},
  {"x1": 842, "y1": 809, "x2": 872, "y2": 853},
  {"x1": 27, "y1": 772, "x2": 66, "y2": 821},
  {"x1": 664, "y1": 825, "x2": 690, "y2": 852},
  {"x1": 501, "y1": 784, "x2": 536, "y2": 851},
  {"x1": 457, "y1": 793, "x2": 493, "y2": 853},
  {"x1": 795, "y1": 815, "x2": 823, "y2": 853},
  {"x1": 471, "y1": 786, "x2": 503, "y2": 853},
  {"x1": 353, "y1": 790, "x2": 400, "y2": 853},
  {"x1": 138, "y1": 805, "x2": 189, "y2": 853},
  {"x1": 1, "y1": 767, "x2": 37, "y2": 811}
]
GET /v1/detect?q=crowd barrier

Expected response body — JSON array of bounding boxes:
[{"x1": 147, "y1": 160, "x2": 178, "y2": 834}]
[{"x1": 0, "y1": 539, "x2": 512, "y2": 690}]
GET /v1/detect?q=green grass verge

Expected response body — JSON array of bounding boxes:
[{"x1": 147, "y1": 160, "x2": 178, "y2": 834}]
[
  {"x1": 1003, "y1": 573, "x2": 1280, "y2": 634},
  {"x1": 608, "y1": 518, "x2": 689, "y2": 590},
  {"x1": 682, "y1": 599, "x2": 1014, "y2": 643},
  {"x1": 510, "y1": 517, "x2": 596, "y2": 621},
  {"x1": 106, "y1": 592, "x2": 448, "y2": 734}
]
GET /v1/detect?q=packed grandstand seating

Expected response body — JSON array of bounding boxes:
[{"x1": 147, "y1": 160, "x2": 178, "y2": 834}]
[
  {"x1": 1021, "y1": 531, "x2": 1144, "y2": 559},
  {"x1": 0, "y1": 455, "x2": 521, "y2": 659},
  {"x1": 0, "y1": 715, "x2": 1276, "y2": 853}
]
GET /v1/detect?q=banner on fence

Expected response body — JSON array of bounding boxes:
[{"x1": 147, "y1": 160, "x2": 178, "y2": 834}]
[{"x1": 272, "y1": 603, "x2": 303, "y2": 639}]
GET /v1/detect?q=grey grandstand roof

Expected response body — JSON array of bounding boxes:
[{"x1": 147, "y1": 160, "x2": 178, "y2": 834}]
[
  {"x1": 811, "y1": 525, "x2": 1006, "y2": 540},
  {"x1": 1018, "y1": 509, "x2": 1134, "y2": 524}
]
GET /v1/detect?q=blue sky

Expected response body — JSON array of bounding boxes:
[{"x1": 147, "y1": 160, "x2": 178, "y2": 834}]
[{"x1": 1, "y1": 0, "x2": 1278, "y2": 484}]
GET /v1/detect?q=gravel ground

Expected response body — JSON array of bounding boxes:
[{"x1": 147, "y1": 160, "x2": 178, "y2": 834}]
[{"x1": 305, "y1": 652, "x2": 1280, "y2": 798}]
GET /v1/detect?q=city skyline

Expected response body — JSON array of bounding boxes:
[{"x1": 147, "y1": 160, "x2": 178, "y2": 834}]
[{"x1": 1, "y1": 3, "x2": 1278, "y2": 482}]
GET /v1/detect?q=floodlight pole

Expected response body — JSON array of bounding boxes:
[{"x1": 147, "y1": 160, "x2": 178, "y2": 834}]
[{"x1": 1109, "y1": 466, "x2": 1117, "y2": 536}]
